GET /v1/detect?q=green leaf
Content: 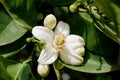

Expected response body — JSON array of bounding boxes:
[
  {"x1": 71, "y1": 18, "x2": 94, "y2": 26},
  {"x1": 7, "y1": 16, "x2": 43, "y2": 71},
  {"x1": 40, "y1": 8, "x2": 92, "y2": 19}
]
[
  {"x1": 0, "y1": 34, "x2": 27, "y2": 58},
  {"x1": 62, "y1": 52, "x2": 119, "y2": 73},
  {"x1": 0, "y1": 0, "x2": 37, "y2": 27},
  {"x1": 62, "y1": 14, "x2": 120, "y2": 73},
  {"x1": 0, "y1": 10, "x2": 27, "y2": 46},
  {"x1": 0, "y1": 61, "x2": 13, "y2": 80},
  {"x1": 41, "y1": 0, "x2": 76, "y2": 5},
  {"x1": 93, "y1": 20, "x2": 120, "y2": 44},
  {"x1": 93, "y1": 0, "x2": 120, "y2": 23},
  {"x1": 93, "y1": 0, "x2": 120, "y2": 38},
  {"x1": 0, "y1": 56, "x2": 31, "y2": 80},
  {"x1": 17, "y1": 64, "x2": 31, "y2": 80}
]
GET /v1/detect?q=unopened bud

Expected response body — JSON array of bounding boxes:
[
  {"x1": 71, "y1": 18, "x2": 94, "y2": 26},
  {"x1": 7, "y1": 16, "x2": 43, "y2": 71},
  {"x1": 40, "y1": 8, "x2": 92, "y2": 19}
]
[
  {"x1": 54, "y1": 60, "x2": 64, "y2": 70},
  {"x1": 69, "y1": 3, "x2": 80, "y2": 12},
  {"x1": 39, "y1": 40, "x2": 46, "y2": 46},
  {"x1": 38, "y1": 40, "x2": 46, "y2": 49},
  {"x1": 37, "y1": 64, "x2": 49, "y2": 77},
  {"x1": 26, "y1": 38, "x2": 32, "y2": 43},
  {"x1": 69, "y1": 0, "x2": 82, "y2": 12},
  {"x1": 44, "y1": 14, "x2": 57, "y2": 29}
]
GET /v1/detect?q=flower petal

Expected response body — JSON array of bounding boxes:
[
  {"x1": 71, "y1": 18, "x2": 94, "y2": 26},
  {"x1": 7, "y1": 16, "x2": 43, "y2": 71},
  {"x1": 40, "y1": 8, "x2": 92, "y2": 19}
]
[
  {"x1": 66, "y1": 35, "x2": 85, "y2": 46},
  {"x1": 44, "y1": 14, "x2": 57, "y2": 29},
  {"x1": 74, "y1": 47, "x2": 85, "y2": 56},
  {"x1": 38, "y1": 44, "x2": 58, "y2": 64},
  {"x1": 59, "y1": 44, "x2": 84, "y2": 65},
  {"x1": 32, "y1": 26, "x2": 54, "y2": 44},
  {"x1": 54, "y1": 21, "x2": 70, "y2": 37},
  {"x1": 37, "y1": 64, "x2": 49, "y2": 77},
  {"x1": 65, "y1": 35, "x2": 85, "y2": 56}
]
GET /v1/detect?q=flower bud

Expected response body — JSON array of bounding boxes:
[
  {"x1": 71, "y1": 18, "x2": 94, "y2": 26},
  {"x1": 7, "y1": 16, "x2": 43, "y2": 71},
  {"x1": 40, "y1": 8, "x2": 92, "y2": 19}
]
[
  {"x1": 37, "y1": 64, "x2": 49, "y2": 77},
  {"x1": 44, "y1": 14, "x2": 57, "y2": 29},
  {"x1": 38, "y1": 40, "x2": 46, "y2": 49},
  {"x1": 39, "y1": 40, "x2": 46, "y2": 46},
  {"x1": 54, "y1": 60, "x2": 64, "y2": 70},
  {"x1": 26, "y1": 37, "x2": 32, "y2": 43},
  {"x1": 69, "y1": 4, "x2": 77, "y2": 12},
  {"x1": 69, "y1": 0, "x2": 81, "y2": 12}
]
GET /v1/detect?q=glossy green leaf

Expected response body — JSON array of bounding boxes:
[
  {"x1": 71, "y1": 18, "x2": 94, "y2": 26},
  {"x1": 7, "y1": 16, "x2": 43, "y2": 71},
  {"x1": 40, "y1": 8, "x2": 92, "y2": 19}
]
[
  {"x1": 0, "y1": 61, "x2": 13, "y2": 80},
  {"x1": 93, "y1": 20, "x2": 120, "y2": 44},
  {"x1": 0, "y1": 34, "x2": 26, "y2": 58},
  {"x1": 94, "y1": 0, "x2": 120, "y2": 23},
  {"x1": 0, "y1": 10, "x2": 27, "y2": 46},
  {"x1": 17, "y1": 64, "x2": 31, "y2": 80},
  {"x1": 0, "y1": 0, "x2": 37, "y2": 26},
  {"x1": 62, "y1": 52, "x2": 119, "y2": 73},
  {"x1": 0, "y1": 56, "x2": 31, "y2": 80},
  {"x1": 62, "y1": 14, "x2": 120, "y2": 73},
  {"x1": 93, "y1": 0, "x2": 120, "y2": 39}
]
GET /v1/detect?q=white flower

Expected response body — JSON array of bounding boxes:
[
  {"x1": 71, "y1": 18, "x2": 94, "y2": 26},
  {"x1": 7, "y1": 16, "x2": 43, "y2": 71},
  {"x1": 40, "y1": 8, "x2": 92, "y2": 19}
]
[
  {"x1": 37, "y1": 64, "x2": 49, "y2": 77},
  {"x1": 32, "y1": 14, "x2": 85, "y2": 65}
]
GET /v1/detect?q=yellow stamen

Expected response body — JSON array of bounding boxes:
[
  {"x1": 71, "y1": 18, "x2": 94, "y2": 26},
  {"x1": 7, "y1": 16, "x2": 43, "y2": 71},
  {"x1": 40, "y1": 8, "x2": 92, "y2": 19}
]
[{"x1": 55, "y1": 34, "x2": 65, "y2": 45}]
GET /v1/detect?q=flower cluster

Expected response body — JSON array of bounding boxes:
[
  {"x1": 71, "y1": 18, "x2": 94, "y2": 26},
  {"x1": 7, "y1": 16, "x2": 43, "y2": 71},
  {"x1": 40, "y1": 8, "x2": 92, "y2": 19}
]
[{"x1": 32, "y1": 14, "x2": 85, "y2": 77}]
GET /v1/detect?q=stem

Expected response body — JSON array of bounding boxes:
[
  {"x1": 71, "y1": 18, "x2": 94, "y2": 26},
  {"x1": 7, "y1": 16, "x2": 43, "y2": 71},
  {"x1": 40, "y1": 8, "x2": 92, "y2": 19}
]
[
  {"x1": 53, "y1": 63, "x2": 62, "y2": 80},
  {"x1": 91, "y1": 6, "x2": 120, "y2": 44},
  {"x1": 30, "y1": 70, "x2": 36, "y2": 80},
  {"x1": 14, "y1": 58, "x2": 32, "y2": 80},
  {"x1": 90, "y1": 6, "x2": 116, "y2": 30}
]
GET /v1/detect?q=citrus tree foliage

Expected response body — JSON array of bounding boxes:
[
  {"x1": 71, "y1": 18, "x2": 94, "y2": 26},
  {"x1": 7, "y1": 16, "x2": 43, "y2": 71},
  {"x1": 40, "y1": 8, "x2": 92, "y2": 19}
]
[{"x1": 0, "y1": 0, "x2": 120, "y2": 80}]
